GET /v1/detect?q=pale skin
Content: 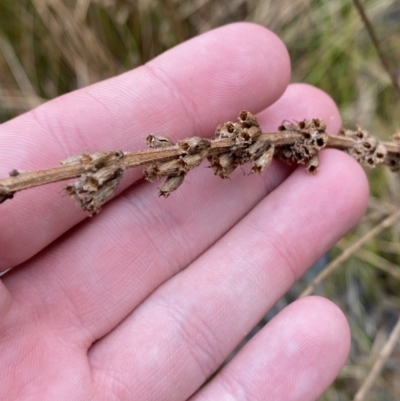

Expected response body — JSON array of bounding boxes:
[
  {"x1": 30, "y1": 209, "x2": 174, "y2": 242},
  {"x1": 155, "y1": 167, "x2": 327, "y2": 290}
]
[{"x1": 0, "y1": 23, "x2": 369, "y2": 400}]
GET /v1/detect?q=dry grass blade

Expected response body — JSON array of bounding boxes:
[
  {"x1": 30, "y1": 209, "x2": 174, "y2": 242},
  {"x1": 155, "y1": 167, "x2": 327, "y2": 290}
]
[
  {"x1": 300, "y1": 209, "x2": 400, "y2": 298},
  {"x1": 158, "y1": 0, "x2": 189, "y2": 42},
  {"x1": 337, "y1": 238, "x2": 400, "y2": 280},
  {"x1": 31, "y1": 0, "x2": 118, "y2": 83},
  {"x1": 74, "y1": 0, "x2": 91, "y2": 21},
  {"x1": 178, "y1": 0, "x2": 212, "y2": 19},
  {"x1": 0, "y1": 33, "x2": 41, "y2": 109},
  {"x1": 0, "y1": 94, "x2": 45, "y2": 112},
  {"x1": 352, "y1": 0, "x2": 400, "y2": 99},
  {"x1": 353, "y1": 315, "x2": 400, "y2": 401}
]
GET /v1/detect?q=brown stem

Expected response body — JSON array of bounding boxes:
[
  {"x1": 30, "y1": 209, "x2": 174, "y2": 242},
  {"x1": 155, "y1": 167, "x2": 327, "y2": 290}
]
[
  {"x1": 0, "y1": 131, "x2": 307, "y2": 194},
  {"x1": 0, "y1": 111, "x2": 399, "y2": 214},
  {"x1": 1, "y1": 131, "x2": 399, "y2": 194}
]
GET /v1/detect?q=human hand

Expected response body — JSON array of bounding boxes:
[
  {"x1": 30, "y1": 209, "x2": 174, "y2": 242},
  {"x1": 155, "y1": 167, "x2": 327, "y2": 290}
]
[{"x1": 0, "y1": 23, "x2": 368, "y2": 400}]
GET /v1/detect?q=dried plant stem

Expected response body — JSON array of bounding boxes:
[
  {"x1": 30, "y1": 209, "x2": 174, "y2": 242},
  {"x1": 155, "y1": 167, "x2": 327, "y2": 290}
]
[
  {"x1": 2, "y1": 135, "x2": 400, "y2": 195},
  {"x1": 0, "y1": 131, "x2": 297, "y2": 193},
  {"x1": 1, "y1": 111, "x2": 400, "y2": 215},
  {"x1": 353, "y1": 314, "x2": 400, "y2": 401},
  {"x1": 352, "y1": 0, "x2": 400, "y2": 98},
  {"x1": 300, "y1": 209, "x2": 400, "y2": 298},
  {"x1": 336, "y1": 239, "x2": 400, "y2": 280}
]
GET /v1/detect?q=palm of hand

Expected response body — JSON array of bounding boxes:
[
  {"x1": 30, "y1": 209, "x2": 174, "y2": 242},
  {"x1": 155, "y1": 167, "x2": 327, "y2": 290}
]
[{"x1": 0, "y1": 23, "x2": 368, "y2": 401}]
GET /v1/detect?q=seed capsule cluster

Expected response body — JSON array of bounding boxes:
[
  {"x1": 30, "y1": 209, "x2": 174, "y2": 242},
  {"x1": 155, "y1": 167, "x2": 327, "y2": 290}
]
[
  {"x1": 275, "y1": 118, "x2": 328, "y2": 174},
  {"x1": 63, "y1": 151, "x2": 125, "y2": 215},
  {"x1": 208, "y1": 110, "x2": 274, "y2": 177},
  {"x1": 144, "y1": 136, "x2": 211, "y2": 197},
  {"x1": 142, "y1": 111, "x2": 335, "y2": 198},
  {"x1": 340, "y1": 127, "x2": 387, "y2": 168},
  {"x1": 143, "y1": 111, "x2": 278, "y2": 197}
]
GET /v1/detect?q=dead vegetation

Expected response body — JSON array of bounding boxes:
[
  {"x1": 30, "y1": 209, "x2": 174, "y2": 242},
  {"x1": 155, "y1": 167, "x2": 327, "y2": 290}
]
[{"x1": 1, "y1": 110, "x2": 399, "y2": 217}]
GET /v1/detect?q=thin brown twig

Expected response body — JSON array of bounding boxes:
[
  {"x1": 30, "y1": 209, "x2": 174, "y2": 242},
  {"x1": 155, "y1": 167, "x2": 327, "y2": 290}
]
[
  {"x1": 300, "y1": 209, "x2": 400, "y2": 298},
  {"x1": 352, "y1": 0, "x2": 400, "y2": 98},
  {"x1": 0, "y1": 133, "x2": 397, "y2": 194},
  {"x1": 353, "y1": 314, "x2": 400, "y2": 401},
  {"x1": 1, "y1": 111, "x2": 400, "y2": 215},
  {"x1": 0, "y1": 131, "x2": 299, "y2": 193},
  {"x1": 1, "y1": 133, "x2": 399, "y2": 196}
]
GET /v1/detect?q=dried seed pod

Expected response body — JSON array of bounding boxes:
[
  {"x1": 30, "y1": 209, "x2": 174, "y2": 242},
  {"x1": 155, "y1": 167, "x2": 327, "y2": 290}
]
[
  {"x1": 208, "y1": 153, "x2": 238, "y2": 178},
  {"x1": 146, "y1": 134, "x2": 174, "y2": 148},
  {"x1": 277, "y1": 130, "x2": 328, "y2": 164},
  {"x1": 67, "y1": 166, "x2": 123, "y2": 193},
  {"x1": 61, "y1": 153, "x2": 93, "y2": 166},
  {"x1": 143, "y1": 164, "x2": 160, "y2": 182},
  {"x1": 279, "y1": 118, "x2": 327, "y2": 135},
  {"x1": 312, "y1": 133, "x2": 328, "y2": 150},
  {"x1": 301, "y1": 129, "x2": 328, "y2": 151},
  {"x1": 386, "y1": 153, "x2": 400, "y2": 172},
  {"x1": 236, "y1": 126, "x2": 262, "y2": 145},
  {"x1": 240, "y1": 139, "x2": 271, "y2": 164},
  {"x1": 275, "y1": 119, "x2": 328, "y2": 167},
  {"x1": 66, "y1": 166, "x2": 124, "y2": 215},
  {"x1": 393, "y1": 132, "x2": 400, "y2": 143},
  {"x1": 369, "y1": 143, "x2": 387, "y2": 166},
  {"x1": 215, "y1": 122, "x2": 240, "y2": 139},
  {"x1": 61, "y1": 151, "x2": 124, "y2": 171},
  {"x1": 144, "y1": 159, "x2": 181, "y2": 181},
  {"x1": 178, "y1": 137, "x2": 211, "y2": 155},
  {"x1": 275, "y1": 146, "x2": 294, "y2": 164},
  {"x1": 306, "y1": 155, "x2": 319, "y2": 174},
  {"x1": 159, "y1": 174, "x2": 185, "y2": 197},
  {"x1": 344, "y1": 127, "x2": 387, "y2": 168},
  {"x1": 252, "y1": 144, "x2": 275, "y2": 174},
  {"x1": 179, "y1": 150, "x2": 208, "y2": 173},
  {"x1": 238, "y1": 110, "x2": 260, "y2": 127},
  {"x1": 297, "y1": 118, "x2": 326, "y2": 133},
  {"x1": 157, "y1": 159, "x2": 182, "y2": 177}
]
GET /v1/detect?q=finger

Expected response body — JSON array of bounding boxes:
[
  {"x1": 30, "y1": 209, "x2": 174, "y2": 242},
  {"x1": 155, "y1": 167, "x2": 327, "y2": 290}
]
[
  {"x1": 190, "y1": 297, "x2": 350, "y2": 401},
  {"x1": 5, "y1": 84, "x2": 340, "y2": 343},
  {"x1": 0, "y1": 22, "x2": 290, "y2": 271},
  {"x1": 86, "y1": 149, "x2": 369, "y2": 400},
  {"x1": 0, "y1": 279, "x2": 12, "y2": 320}
]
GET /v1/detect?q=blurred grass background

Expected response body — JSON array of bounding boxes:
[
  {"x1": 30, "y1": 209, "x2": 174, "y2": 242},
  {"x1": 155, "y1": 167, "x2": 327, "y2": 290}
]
[{"x1": 0, "y1": 0, "x2": 400, "y2": 400}]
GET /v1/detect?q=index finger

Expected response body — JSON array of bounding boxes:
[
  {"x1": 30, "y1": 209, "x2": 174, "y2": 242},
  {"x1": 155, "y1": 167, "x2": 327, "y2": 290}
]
[
  {"x1": 0, "y1": 23, "x2": 290, "y2": 270},
  {"x1": 0, "y1": 23, "x2": 290, "y2": 271}
]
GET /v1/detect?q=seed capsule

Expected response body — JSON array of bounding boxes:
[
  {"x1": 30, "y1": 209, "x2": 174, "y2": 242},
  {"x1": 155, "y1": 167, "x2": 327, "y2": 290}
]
[
  {"x1": 238, "y1": 110, "x2": 260, "y2": 127},
  {"x1": 146, "y1": 134, "x2": 174, "y2": 148},
  {"x1": 252, "y1": 144, "x2": 274, "y2": 174},
  {"x1": 306, "y1": 155, "x2": 319, "y2": 174},
  {"x1": 159, "y1": 174, "x2": 185, "y2": 197},
  {"x1": 178, "y1": 137, "x2": 211, "y2": 155},
  {"x1": 208, "y1": 153, "x2": 237, "y2": 178}
]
